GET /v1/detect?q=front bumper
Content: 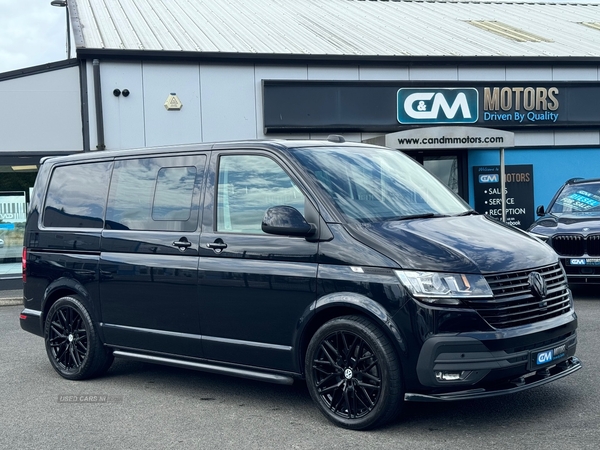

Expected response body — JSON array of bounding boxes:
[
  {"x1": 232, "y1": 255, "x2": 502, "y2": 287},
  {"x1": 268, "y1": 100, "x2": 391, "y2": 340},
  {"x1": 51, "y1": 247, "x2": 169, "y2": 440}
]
[
  {"x1": 405, "y1": 356, "x2": 581, "y2": 402},
  {"x1": 405, "y1": 314, "x2": 579, "y2": 402},
  {"x1": 561, "y1": 256, "x2": 600, "y2": 283}
]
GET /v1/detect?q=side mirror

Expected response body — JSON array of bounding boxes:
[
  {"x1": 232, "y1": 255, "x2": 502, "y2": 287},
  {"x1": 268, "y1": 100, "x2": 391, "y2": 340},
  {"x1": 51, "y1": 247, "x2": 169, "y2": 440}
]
[
  {"x1": 536, "y1": 205, "x2": 545, "y2": 216},
  {"x1": 262, "y1": 206, "x2": 316, "y2": 237}
]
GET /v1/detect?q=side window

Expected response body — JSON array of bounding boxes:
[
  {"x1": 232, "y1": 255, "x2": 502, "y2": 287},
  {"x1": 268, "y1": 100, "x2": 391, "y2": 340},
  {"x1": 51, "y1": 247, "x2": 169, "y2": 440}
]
[
  {"x1": 152, "y1": 167, "x2": 195, "y2": 221},
  {"x1": 105, "y1": 155, "x2": 204, "y2": 232},
  {"x1": 43, "y1": 161, "x2": 113, "y2": 228},
  {"x1": 217, "y1": 154, "x2": 305, "y2": 234}
]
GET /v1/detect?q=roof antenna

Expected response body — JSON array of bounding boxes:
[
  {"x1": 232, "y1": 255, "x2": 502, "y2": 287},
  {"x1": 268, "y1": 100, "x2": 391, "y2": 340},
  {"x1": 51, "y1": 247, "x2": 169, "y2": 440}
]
[{"x1": 327, "y1": 135, "x2": 345, "y2": 143}]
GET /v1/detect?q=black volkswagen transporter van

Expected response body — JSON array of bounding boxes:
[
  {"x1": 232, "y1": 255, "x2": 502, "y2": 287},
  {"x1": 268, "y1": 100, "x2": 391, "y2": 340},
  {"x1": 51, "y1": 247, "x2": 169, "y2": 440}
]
[{"x1": 20, "y1": 139, "x2": 580, "y2": 429}]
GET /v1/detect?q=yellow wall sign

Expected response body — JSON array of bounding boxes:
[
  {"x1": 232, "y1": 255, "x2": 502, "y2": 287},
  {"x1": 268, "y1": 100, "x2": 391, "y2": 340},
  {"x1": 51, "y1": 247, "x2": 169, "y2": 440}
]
[{"x1": 164, "y1": 93, "x2": 183, "y2": 111}]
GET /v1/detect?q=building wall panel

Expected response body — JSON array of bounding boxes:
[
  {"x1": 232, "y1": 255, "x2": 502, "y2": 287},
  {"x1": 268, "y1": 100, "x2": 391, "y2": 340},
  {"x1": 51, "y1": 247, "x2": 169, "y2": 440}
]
[
  {"x1": 0, "y1": 66, "x2": 82, "y2": 152},
  {"x1": 199, "y1": 65, "x2": 257, "y2": 142},
  {"x1": 100, "y1": 62, "x2": 145, "y2": 150},
  {"x1": 143, "y1": 63, "x2": 202, "y2": 147}
]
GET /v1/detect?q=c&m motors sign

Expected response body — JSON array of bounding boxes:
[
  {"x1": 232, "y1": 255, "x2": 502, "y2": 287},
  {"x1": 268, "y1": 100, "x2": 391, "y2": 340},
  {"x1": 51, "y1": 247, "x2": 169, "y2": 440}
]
[
  {"x1": 263, "y1": 80, "x2": 600, "y2": 133},
  {"x1": 397, "y1": 88, "x2": 479, "y2": 124}
]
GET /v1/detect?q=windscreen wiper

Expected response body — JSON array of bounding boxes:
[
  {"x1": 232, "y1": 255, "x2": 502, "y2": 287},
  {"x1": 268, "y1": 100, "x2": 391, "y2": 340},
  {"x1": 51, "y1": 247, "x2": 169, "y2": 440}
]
[
  {"x1": 390, "y1": 213, "x2": 438, "y2": 221},
  {"x1": 455, "y1": 210, "x2": 479, "y2": 216}
]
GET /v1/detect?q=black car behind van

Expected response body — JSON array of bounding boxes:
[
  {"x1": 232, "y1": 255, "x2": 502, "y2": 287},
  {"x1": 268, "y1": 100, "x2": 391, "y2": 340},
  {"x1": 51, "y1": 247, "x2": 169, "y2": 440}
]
[
  {"x1": 529, "y1": 177, "x2": 600, "y2": 285},
  {"x1": 20, "y1": 139, "x2": 581, "y2": 429}
]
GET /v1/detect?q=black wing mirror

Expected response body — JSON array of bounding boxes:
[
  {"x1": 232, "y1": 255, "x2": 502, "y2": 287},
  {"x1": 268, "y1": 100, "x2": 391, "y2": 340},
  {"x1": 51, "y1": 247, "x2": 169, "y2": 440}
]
[
  {"x1": 262, "y1": 206, "x2": 316, "y2": 237},
  {"x1": 536, "y1": 205, "x2": 545, "y2": 216}
]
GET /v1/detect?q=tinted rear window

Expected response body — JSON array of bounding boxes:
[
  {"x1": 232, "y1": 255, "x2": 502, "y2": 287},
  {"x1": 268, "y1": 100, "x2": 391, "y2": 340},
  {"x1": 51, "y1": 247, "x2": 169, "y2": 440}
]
[{"x1": 43, "y1": 161, "x2": 113, "y2": 228}]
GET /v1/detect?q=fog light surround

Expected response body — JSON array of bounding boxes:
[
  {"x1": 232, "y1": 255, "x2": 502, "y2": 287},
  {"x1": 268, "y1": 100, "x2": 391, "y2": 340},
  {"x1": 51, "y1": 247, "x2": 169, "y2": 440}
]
[{"x1": 435, "y1": 370, "x2": 471, "y2": 382}]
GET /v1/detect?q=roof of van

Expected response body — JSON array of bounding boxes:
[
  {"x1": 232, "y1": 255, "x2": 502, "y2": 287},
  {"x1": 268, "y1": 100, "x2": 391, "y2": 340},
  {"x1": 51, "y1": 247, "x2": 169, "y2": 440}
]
[
  {"x1": 70, "y1": 0, "x2": 600, "y2": 61},
  {"x1": 39, "y1": 138, "x2": 379, "y2": 165}
]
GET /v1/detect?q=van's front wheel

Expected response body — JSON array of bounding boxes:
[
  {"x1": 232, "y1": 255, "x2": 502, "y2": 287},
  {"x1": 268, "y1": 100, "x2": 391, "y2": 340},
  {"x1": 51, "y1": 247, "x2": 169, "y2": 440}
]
[
  {"x1": 305, "y1": 315, "x2": 403, "y2": 430},
  {"x1": 44, "y1": 296, "x2": 113, "y2": 380}
]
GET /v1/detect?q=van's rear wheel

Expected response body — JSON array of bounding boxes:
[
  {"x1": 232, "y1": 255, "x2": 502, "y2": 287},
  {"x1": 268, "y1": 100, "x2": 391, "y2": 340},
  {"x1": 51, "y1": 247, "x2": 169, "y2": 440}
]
[
  {"x1": 306, "y1": 315, "x2": 403, "y2": 430},
  {"x1": 44, "y1": 295, "x2": 113, "y2": 380}
]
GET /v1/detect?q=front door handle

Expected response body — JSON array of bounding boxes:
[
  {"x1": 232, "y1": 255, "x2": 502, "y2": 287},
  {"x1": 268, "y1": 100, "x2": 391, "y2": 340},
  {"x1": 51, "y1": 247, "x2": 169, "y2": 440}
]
[{"x1": 206, "y1": 239, "x2": 227, "y2": 253}]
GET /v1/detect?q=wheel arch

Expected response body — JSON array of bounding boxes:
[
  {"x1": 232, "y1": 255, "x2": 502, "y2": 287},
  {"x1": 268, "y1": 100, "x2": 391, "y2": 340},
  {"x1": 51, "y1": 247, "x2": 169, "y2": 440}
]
[
  {"x1": 41, "y1": 278, "x2": 96, "y2": 326},
  {"x1": 295, "y1": 292, "x2": 407, "y2": 377}
]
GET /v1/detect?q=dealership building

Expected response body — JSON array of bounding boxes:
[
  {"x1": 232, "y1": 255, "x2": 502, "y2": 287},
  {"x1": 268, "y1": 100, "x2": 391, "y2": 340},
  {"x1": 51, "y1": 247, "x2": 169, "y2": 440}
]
[{"x1": 2, "y1": 0, "x2": 600, "y2": 279}]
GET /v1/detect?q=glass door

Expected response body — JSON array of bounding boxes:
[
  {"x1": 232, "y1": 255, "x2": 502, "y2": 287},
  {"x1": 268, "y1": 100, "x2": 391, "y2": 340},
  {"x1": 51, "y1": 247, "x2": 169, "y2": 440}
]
[
  {"x1": 0, "y1": 167, "x2": 37, "y2": 278},
  {"x1": 403, "y1": 151, "x2": 468, "y2": 202}
]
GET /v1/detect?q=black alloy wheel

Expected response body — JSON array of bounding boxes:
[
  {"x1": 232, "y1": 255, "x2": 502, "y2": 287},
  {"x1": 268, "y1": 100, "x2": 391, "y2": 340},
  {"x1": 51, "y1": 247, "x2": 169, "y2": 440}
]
[
  {"x1": 306, "y1": 315, "x2": 403, "y2": 430},
  {"x1": 48, "y1": 304, "x2": 88, "y2": 370},
  {"x1": 44, "y1": 296, "x2": 113, "y2": 380}
]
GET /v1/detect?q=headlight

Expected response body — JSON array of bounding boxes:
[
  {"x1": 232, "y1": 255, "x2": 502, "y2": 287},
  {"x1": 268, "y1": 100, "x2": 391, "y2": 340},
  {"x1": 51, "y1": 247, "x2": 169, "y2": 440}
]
[{"x1": 395, "y1": 270, "x2": 493, "y2": 305}]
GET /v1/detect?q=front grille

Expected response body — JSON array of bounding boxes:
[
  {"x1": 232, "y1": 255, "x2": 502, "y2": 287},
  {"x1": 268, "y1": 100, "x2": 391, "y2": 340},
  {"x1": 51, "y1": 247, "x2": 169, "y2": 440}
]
[
  {"x1": 588, "y1": 235, "x2": 600, "y2": 256},
  {"x1": 464, "y1": 264, "x2": 571, "y2": 329},
  {"x1": 552, "y1": 234, "x2": 584, "y2": 256},
  {"x1": 552, "y1": 233, "x2": 600, "y2": 256}
]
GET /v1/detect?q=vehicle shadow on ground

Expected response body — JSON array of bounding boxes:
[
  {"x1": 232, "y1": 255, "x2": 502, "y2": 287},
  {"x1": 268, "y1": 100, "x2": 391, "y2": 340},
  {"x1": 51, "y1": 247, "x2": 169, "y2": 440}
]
[{"x1": 97, "y1": 357, "x2": 584, "y2": 432}]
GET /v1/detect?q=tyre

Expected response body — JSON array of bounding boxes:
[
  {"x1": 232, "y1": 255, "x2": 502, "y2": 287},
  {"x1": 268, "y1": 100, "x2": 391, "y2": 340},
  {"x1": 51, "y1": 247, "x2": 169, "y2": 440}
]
[
  {"x1": 306, "y1": 315, "x2": 404, "y2": 430},
  {"x1": 44, "y1": 295, "x2": 114, "y2": 380}
]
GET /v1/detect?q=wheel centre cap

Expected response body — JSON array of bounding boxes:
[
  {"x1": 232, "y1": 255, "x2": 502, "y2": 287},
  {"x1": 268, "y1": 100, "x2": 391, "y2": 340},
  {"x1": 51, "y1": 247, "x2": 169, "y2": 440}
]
[
  {"x1": 344, "y1": 368, "x2": 353, "y2": 380},
  {"x1": 68, "y1": 334, "x2": 74, "y2": 342}
]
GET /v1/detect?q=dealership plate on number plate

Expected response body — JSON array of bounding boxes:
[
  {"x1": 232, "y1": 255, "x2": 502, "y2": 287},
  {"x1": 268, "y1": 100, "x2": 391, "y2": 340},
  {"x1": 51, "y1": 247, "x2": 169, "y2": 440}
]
[
  {"x1": 532, "y1": 344, "x2": 567, "y2": 369},
  {"x1": 569, "y1": 258, "x2": 600, "y2": 266}
]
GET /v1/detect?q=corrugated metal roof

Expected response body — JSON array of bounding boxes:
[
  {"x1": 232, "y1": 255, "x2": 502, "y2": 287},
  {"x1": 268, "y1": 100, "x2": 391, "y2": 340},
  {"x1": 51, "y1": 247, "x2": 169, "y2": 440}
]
[{"x1": 68, "y1": 0, "x2": 600, "y2": 58}]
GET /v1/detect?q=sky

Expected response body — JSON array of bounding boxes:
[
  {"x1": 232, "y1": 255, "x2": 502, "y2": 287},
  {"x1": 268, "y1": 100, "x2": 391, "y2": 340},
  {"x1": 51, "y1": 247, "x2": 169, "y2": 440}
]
[{"x1": 0, "y1": 0, "x2": 71, "y2": 74}]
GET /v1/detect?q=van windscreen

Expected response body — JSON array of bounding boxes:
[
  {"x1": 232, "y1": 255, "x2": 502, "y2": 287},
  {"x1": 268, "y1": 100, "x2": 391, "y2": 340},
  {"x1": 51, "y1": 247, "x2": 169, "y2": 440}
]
[{"x1": 289, "y1": 146, "x2": 470, "y2": 223}]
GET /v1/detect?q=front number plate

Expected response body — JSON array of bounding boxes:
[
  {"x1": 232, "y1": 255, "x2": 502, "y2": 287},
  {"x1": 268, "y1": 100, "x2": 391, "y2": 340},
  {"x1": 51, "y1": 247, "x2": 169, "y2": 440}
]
[
  {"x1": 570, "y1": 258, "x2": 600, "y2": 266},
  {"x1": 531, "y1": 343, "x2": 567, "y2": 369}
]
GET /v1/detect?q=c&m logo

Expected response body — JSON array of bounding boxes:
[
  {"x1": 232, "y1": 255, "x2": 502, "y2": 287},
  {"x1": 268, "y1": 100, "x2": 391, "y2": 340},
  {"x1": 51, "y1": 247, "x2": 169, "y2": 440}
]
[
  {"x1": 537, "y1": 350, "x2": 553, "y2": 365},
  {"x1": 479, "y1": 174, "x2": 499, "y2": 183},
  {"x1": 397, "y1": 88, "x2": 479, "y2": 124}
]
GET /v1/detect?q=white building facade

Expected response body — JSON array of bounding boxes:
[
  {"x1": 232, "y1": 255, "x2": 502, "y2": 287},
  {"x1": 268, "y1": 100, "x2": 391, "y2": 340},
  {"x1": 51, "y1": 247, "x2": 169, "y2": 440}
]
[{"x1": 3, "y1": 0, "x2": 600, "y2": 278}]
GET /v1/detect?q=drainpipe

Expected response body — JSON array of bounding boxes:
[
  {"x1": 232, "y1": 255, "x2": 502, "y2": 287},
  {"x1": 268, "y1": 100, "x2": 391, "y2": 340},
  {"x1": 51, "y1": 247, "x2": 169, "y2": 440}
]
[{"x1": 92, "y1": 59, "x2": 106, "y2": 150}]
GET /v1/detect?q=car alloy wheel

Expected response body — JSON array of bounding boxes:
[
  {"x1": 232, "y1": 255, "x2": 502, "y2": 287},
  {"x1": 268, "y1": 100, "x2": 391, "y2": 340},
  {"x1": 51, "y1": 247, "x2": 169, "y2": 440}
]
[
  {"x1": 306, "y1": 315, "x2": 403, "y2": 430},
  {"x1": 44, "y1": 296, "x2": 113, "y2": 380}
]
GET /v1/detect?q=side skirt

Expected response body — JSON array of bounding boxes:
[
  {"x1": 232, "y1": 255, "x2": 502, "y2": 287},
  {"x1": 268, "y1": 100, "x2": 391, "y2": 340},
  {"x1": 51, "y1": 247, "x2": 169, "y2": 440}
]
[{"x1": 112, "y1": 350, "x2": 295, "y2": 385}]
